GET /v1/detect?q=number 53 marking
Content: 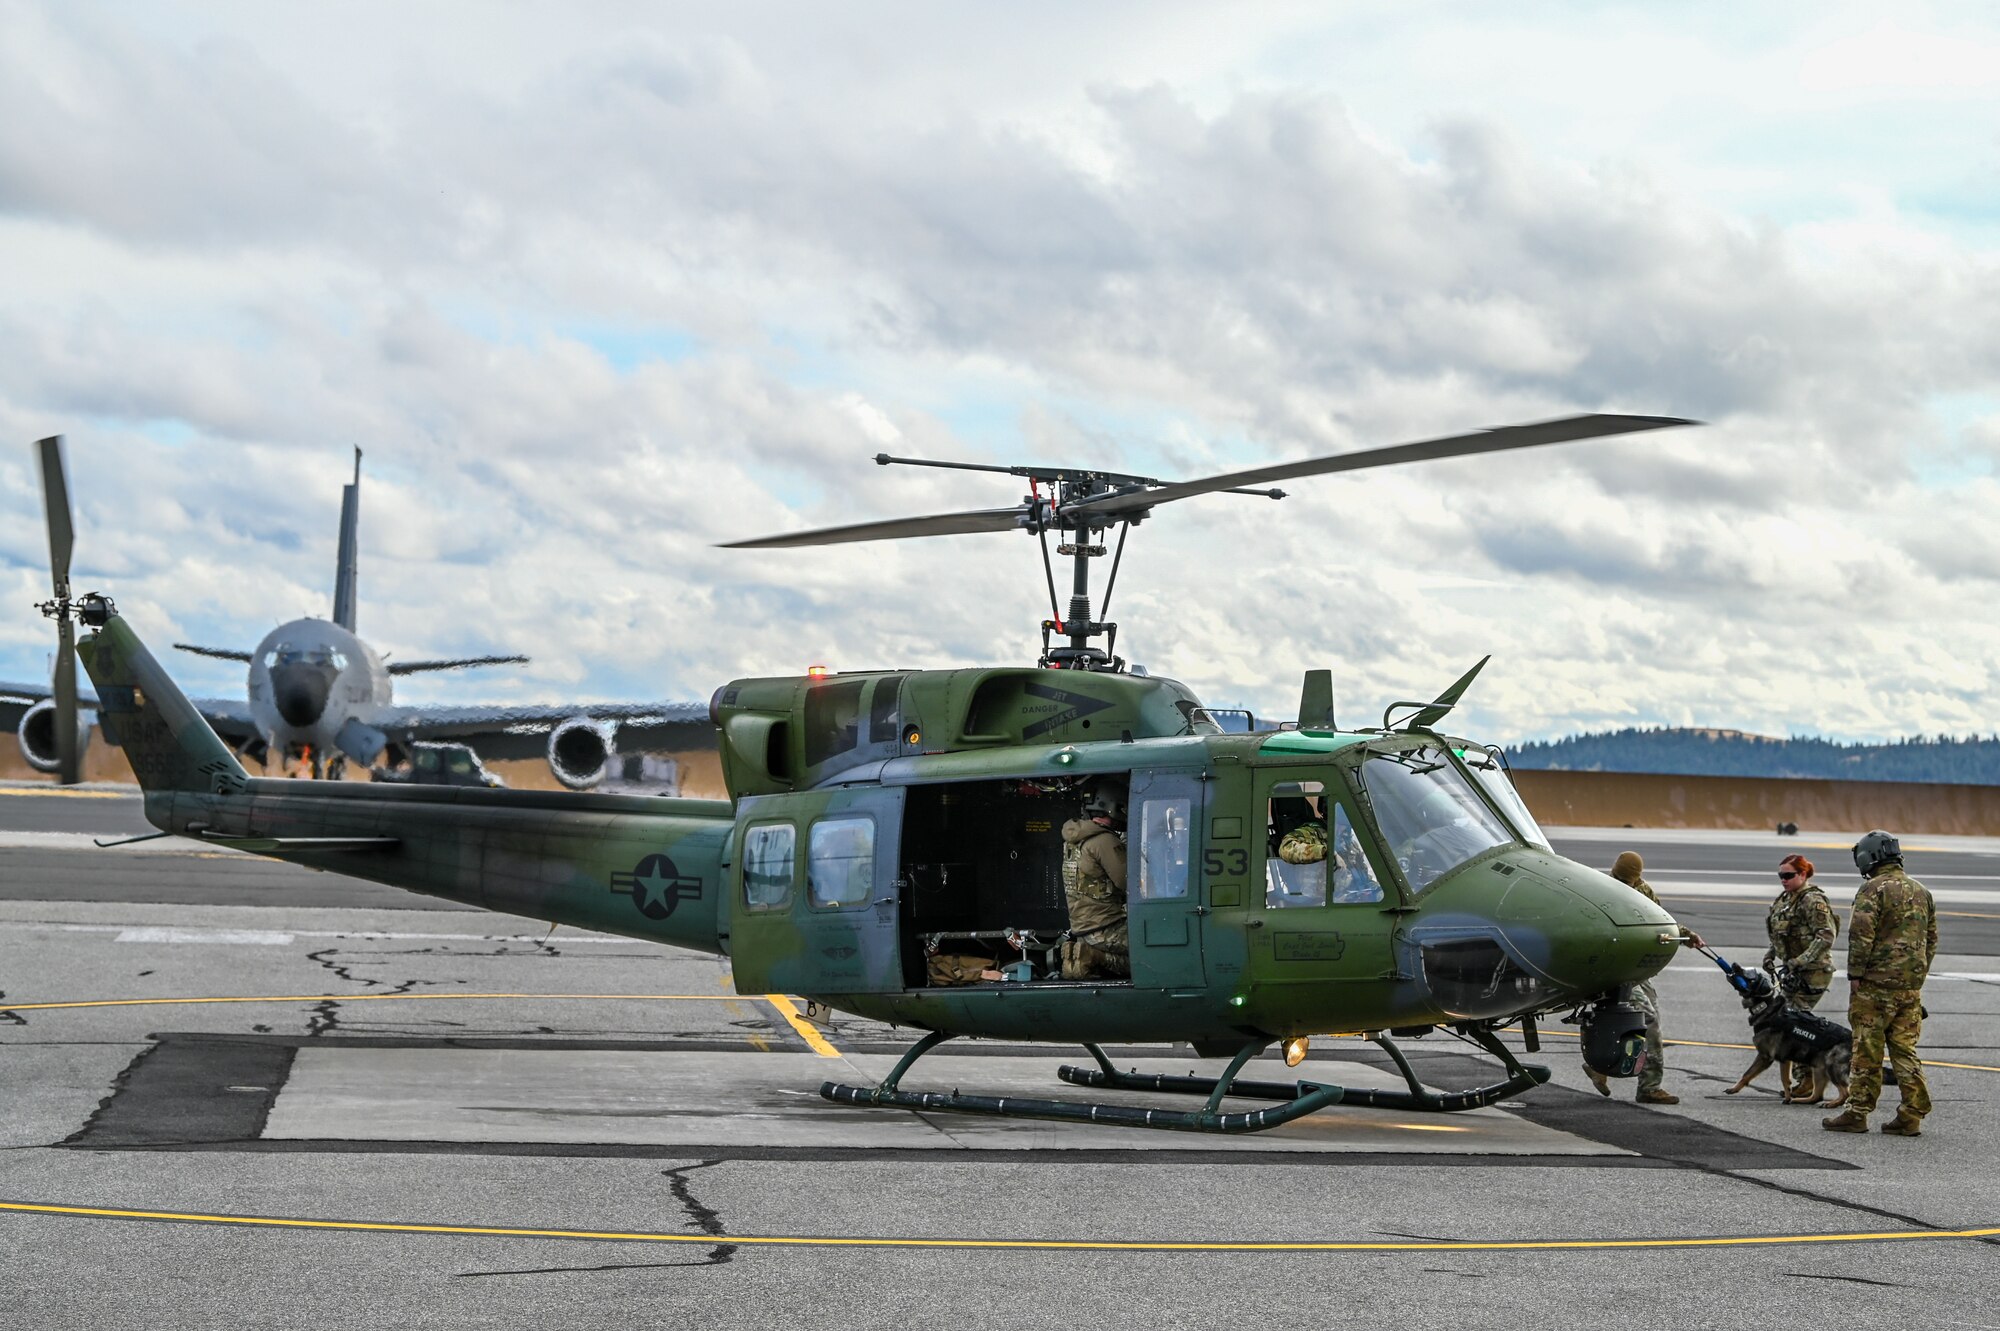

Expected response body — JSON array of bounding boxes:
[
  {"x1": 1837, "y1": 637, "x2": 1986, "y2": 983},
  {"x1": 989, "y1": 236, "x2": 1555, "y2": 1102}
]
[{"x1": 1202, "y1": 848, "x2": 1248, "y2": 877}]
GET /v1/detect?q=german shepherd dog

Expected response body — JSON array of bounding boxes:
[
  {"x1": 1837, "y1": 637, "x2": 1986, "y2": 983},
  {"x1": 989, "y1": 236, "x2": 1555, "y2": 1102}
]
[{"x1": 1721, "y1": 969, "x2": 1853, "y2": 1106}]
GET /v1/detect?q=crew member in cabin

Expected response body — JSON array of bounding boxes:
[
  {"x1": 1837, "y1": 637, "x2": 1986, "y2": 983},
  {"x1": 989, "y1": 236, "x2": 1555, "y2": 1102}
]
[{"x1": 1062, "y1": 779, "x2": 1130, "y2": 979}]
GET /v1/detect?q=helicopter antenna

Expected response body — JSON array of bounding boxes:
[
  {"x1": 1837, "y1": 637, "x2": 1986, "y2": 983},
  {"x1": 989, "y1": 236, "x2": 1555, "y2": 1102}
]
[{"x1": 723, "y1": 414, "x2": 1697, "y2": 672}]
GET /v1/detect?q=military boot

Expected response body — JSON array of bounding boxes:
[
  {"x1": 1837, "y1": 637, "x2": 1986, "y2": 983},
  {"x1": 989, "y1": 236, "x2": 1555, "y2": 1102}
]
[
  {"x1": 1635, "y1": 1087, "x2": 1679, "y2": 1105},
  {"x1": 1821, "y1": 1109, "x2": 1869, "y2": 1132},
  {"x1": 1584, "y1": 1068, "x2": 1610, "y2": 1097},
  {"x1": 1880, "y1": 1110, "x2": 1924, "y2": 1137}
]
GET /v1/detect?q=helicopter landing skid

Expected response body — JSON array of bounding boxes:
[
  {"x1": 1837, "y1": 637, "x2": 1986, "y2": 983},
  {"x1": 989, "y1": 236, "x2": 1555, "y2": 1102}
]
[
  {"x1": 1059, "y1": 1027, "x2": 1551, "y2": 1114},
  {"x1": 817, "y1": 1027, "x2": 1549, "y2": 1134}
]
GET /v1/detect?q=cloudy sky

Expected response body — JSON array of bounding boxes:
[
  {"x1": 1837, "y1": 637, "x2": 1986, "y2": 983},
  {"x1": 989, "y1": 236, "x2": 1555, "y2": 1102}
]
[{"x1": 2, "y1": 2, "x2": 1997, "y2": 744}]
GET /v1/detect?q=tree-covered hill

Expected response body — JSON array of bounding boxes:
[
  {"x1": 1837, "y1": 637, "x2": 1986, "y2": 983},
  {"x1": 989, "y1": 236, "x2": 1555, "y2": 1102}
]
[{"x1": 1508, "y1": 729, "x2": 2000, "y2": 786}]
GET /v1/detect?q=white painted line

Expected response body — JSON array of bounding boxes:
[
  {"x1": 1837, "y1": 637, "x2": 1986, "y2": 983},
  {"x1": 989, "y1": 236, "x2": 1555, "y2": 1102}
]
[
  {"x1": 1645, "y1": 868, "x2": 2000, "y2": 883},
  {"x1": 13, "y1": 923, "x2": 634, "y2": 945},
  {"x1": 1651, "y1": 879, "x2": 1998, "y2": 905},
  {"x1": 116, "y1": 928, "x2": 295, "y2": 946}
]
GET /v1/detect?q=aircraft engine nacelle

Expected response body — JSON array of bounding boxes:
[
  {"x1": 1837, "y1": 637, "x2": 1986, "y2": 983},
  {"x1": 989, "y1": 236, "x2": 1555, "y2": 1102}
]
[
  {"x1": 17, "y1": 697, "x2": 91, "y2": 774},
  {"x1": 547, "y1": 716, "x2": 615, "y2": 790}
]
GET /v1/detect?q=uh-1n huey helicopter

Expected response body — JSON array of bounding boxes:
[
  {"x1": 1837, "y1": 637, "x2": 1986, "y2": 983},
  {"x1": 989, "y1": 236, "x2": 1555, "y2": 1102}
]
[{"x1": 65, "y1": 411, "x2": 1696, "y2": 1134}]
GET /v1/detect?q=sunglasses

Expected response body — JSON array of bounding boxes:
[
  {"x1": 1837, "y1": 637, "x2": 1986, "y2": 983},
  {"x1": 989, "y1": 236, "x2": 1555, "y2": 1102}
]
[{"x1": 1777, "y1": 870, "x2": 1799, "y2": 880}]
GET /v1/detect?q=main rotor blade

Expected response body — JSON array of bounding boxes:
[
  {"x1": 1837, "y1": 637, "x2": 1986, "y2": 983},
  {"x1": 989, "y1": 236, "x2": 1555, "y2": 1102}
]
[
  {"x1": 1063, "y1": 414, "x2": 1696, "y2": 520},
  {"x1": 174, "y1": 644, "x2": 255, "y2": 663},
  {"x1": 722, "y1": 505, "x2": 1031, "y2": 549},
  {"x1": 35, "y1": 436, "x2": 73, "y2": 593},
  {"x1": 53, "y1": 617, "x2": 78, "y2": 784},
  {"x1": 387, "y1": 654, "x2": 531, "y2": 676}
]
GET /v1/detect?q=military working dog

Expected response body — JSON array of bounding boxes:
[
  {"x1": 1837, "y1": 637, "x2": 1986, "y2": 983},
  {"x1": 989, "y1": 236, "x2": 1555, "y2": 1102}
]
[{"x1": 1721, "y1": 969, "x2": 1853, "y2": 1106}]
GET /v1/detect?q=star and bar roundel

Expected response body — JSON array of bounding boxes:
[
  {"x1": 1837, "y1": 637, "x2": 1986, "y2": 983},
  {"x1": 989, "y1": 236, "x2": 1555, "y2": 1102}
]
[{"x1": 610, "y1": 853, "x2": 704, "y2": 920}]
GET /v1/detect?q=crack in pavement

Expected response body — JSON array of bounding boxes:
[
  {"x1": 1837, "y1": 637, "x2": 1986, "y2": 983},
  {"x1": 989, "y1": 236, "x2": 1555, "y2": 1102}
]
[
  {"x1": 453, "y1": 1160, "x2": 736, "y2": 1278},
  {"x1": 1785, "y1": 1272, "x2": 1911, "y2": 1288}
]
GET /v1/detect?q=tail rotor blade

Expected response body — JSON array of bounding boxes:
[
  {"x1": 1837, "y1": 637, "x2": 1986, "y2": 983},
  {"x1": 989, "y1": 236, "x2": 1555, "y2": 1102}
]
[{"x1": 35, "y1": 435, "x2": 73, "y2": 594}]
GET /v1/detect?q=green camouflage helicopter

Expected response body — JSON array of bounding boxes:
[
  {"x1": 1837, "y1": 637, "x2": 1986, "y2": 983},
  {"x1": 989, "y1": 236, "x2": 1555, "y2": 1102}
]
[{"x1": 62, "y1": 412, "x2": 1693, "y2": 1134}]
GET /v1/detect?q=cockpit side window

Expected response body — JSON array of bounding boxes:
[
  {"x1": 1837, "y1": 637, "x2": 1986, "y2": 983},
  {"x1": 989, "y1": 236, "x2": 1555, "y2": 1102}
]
[
  {"x1": 1262, "y1": 777, "x2": 1388, "y2": 908},
  {"x1": 1358, "y1": 747, "x2": 1516, "y2": 894},
  {"x1": 1461, "y1": 746, "x2": 1551, "y2": 849}
]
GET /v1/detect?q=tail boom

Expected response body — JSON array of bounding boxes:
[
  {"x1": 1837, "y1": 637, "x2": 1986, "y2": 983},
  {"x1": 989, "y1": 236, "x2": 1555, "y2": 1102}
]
[{"x1": 77, "y1": 612, "x2": 733, "y2": 954}]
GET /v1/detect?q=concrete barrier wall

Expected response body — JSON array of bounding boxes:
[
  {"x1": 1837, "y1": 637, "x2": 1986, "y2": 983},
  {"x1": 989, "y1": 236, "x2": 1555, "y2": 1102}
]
[{"x1": 1513, "y1": 768, "x2": 2000, "y2": 836}]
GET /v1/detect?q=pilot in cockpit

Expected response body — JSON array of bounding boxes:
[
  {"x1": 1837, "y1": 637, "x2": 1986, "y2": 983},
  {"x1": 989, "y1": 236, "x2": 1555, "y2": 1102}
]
[{"x1": 1268, "y1": 794, "x2": 1384, "y2": 907}]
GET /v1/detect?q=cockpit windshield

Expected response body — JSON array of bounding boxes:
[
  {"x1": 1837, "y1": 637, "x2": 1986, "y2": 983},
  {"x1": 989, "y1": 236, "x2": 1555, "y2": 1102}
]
[
  {"x1": 1358, "y1": 745, "x2": 1517, "y2": 892},
  {"x1": 1460, "y1": 745, "x2": 1551, "y2": 849}
]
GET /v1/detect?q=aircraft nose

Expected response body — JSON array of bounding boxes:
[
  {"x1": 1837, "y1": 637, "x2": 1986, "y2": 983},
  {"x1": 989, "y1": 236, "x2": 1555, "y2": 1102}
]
[
  {"x1": 1497, "y1": 871, "x2": 1679, "y2": 997},
  {"x1": 272, "y1": 659, "x2": 337, "y2": 728}
]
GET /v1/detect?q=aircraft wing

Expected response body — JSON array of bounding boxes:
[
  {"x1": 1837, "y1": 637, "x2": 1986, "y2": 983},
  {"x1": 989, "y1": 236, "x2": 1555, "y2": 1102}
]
[
  {"x1": 2, "y1": 679, "x2": 97, "y2": 733},
  {"x1": 2, "y1": 679, "x2": 259, "y2": 746},
  {"x1": 361, "y1": 701, "x2": 714, "y2": 762}
]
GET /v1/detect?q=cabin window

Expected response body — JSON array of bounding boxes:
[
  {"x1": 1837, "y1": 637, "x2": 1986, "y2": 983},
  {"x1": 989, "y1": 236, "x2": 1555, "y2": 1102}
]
[
  {"x1": 809, "y1": 816, "x2": 875, "y2": 908},
  {"x1": 1137, "y1": 797, "x2": 1192, "y2": 900},
  {"x1": 743, "y1": 823, "x2": 796, "y2": 908},
  {"x1": 803, "y1": 679, "x2": 866, "y2": 768},
  {"x1": 868, "y1": 675, "x2": 905, "y2": 744},
  {"x1": 1360, "y1": 746, "x2": 1515, "y2": 893}
]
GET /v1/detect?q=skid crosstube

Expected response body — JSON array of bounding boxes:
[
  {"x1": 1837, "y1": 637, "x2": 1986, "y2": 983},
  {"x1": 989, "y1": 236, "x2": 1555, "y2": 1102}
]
[{"x1": 817, "y1": 1026, "x2": 1551, "y2": 1134}]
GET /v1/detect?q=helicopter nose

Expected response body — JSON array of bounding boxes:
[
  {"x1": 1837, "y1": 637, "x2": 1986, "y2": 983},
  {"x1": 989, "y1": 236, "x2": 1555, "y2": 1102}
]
[
  {"x1": 271, "y1": 659, "x2": 338, "y2": 728},
  {"x1": 1496, "y1": 866, "x2": 1680, "y2": 997}
]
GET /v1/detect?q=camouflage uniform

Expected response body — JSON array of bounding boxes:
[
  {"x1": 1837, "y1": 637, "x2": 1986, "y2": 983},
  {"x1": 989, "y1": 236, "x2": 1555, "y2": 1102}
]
[
  {"x1": 1062, "y1": 818, "x2": 1129, "y2": 979},
  {"x1": 1844, "y1": 866, "x2": 1937, "y2": 1120},
  {"x1": 1277, "y1": 822, "x2": 1328, "y2": 864},
  {"x1": 1765, "y1": 883, "x2": 1838, "y2": 1009}
]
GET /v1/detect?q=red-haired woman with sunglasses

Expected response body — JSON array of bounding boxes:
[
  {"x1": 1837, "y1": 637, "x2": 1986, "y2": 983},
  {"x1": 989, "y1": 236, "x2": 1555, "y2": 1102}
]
[{"x1": 1765, "y1": 853, "x2": 1838, "y2": 1009}]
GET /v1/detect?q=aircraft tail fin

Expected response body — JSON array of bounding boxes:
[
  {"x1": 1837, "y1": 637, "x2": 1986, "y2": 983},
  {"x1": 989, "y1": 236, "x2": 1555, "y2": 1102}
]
[
  {"x1": 76, "y1": 607, "x2": 248, "y2": 798},
  {"x1": 331, "y1": 447, "x2": 361, "y2": 632}
]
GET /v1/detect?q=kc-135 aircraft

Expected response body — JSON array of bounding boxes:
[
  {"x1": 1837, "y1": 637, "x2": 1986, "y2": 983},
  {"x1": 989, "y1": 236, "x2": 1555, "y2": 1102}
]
[
  {"x1": 52, "y1": 413, "x2": 1696, "y2": 1133},
  {"x1": 6, "y1": 438, "x2": 709, "y2": 787}
]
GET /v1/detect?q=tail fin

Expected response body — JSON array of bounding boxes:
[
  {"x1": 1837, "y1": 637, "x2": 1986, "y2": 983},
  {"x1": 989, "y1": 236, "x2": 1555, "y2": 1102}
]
[
  {"x1": 76, "y1": 610, "x2": 248, "y2": 798},
  {"x1": 331, "y1": 447, "x2": 361, "y2": 632}
]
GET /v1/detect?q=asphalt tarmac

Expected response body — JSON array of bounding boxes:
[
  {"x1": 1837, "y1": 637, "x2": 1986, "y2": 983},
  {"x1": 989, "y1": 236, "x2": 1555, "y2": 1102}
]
[{"x1": 2, "y1": 783, "x2": 1997, "y2": 1328}]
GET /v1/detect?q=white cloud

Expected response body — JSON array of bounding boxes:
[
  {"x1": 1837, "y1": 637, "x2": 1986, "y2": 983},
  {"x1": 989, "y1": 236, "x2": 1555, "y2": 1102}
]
[{"x1": 2, "y1": 3, "x2": 1999, "y2": 746}]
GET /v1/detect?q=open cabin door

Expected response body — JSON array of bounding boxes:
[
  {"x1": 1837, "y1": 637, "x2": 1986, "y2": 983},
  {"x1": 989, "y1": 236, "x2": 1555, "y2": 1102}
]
[
  {"x1": 1127, "y1": 768, "x2": 1205, "y2": 988},
  {"x1": 727, "y1": 787, "x2": 906, "y2": 996}
]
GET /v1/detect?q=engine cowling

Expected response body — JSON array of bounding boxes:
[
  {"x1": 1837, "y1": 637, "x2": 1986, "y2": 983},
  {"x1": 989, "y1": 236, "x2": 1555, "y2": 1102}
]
[
  {"x1": 547, "y1": 716, "x2": 615, "y2": 790},
  {"x1": 17, "y1": 697, "x2": 90, "y2": 774}
]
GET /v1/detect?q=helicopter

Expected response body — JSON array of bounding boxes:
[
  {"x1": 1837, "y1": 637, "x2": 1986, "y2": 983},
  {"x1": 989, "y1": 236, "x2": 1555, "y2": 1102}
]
[{"x1": 60, "y1": 411, "x2": 1695, "y2": 1134}]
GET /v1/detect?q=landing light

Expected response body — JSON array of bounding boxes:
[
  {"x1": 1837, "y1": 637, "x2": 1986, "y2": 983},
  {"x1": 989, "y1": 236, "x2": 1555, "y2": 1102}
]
[
  {"x1": 806, "y1": 664, "x2": 830, "y2": 678},
  {"x1": 1283, "y1": 1036, "x2": 1310, "y2": 1067}
]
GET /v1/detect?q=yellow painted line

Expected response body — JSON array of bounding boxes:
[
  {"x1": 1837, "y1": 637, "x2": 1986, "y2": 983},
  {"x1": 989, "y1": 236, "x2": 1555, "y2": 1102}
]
[
  {"x1": 0, "y1": 993, "x2": 732, "y2": 1013},
  {"x1": 0, "y1": 786, "x2": 127, "y2": 799},
  {"x1": 712, "y1": 970, "x2": 770, "y2": 1052},
  {"x1": 0, "y1": 1200, "x2": 1992, "y2": 1253},
  {"x1": 766, "y1": 993, "x2": 840, "y2": 1057}
]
